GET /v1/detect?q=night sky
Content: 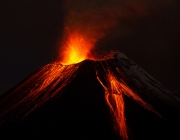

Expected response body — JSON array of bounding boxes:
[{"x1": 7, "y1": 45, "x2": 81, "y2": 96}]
[{"x1": 0, "y1": 0, "x2": 180, "y2": 95}]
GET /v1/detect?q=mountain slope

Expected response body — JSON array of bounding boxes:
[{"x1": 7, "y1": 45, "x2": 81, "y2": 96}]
[{"x1": 0, "y1": 54, "x2": 180, "y2": 140}]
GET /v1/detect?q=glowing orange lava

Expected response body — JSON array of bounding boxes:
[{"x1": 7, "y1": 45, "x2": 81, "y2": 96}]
[
  {"x1": 60, "y1": 32, "x2": 94, "y2": 65},
  {"x1": 0, "y1": 62, "x2": 80, "y2": 118},
  {"x1": 96, "y1": 67, "x2": 161, "y2": 140}
]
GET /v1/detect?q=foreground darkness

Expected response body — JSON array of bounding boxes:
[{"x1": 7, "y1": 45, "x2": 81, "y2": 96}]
[{"x1": 0, "y1": 59, "x2": 180, "y2": 140}]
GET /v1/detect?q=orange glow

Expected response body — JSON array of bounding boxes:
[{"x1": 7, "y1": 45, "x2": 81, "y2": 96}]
[
  {"x1": 105, "y1": 93, "x2": 127, "y2": 140},
  {"x1": 0, "y1": 62, "x2": 80, "y2": 118},
  {"x1": 59, "y1": 32, "x2": 94, "y2": 65},
  {"x1": 105, "y1": 72, "x2": 128, "y2": 140},
  {"x1": 96, "y1": 68, "x2": 161, "y2": 140},
  {"x1": 97, "y1": 71, "x2": 128, "y2": 140}
]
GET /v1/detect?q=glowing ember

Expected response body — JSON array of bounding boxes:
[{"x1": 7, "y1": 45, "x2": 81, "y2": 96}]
[{"x1": 59, "y1": 31, "x2": 94, "y2": 65}]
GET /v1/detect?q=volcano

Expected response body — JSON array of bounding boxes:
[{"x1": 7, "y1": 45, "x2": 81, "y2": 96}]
[{"x1": 0, "y1": 51, "x2": 180, "y2": 140}]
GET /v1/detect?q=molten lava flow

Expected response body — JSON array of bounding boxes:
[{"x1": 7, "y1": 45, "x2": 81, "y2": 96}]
[
  {"x1": 96, "y1": 66, "x2": 161, "y2": 140},
  {"x1": 106, "y1": 93, "x2": 127, "y2": 139},
  {"x1": 97, "y1": 70, "x2": 128, "y2": 140},
  {"x1": 60, "y1": 31, "x2": 94, "y2": 65},
  {"x1": 105, "y1": 72, "x2": 128, "y2": 140},
  {"x1": 0, "y1": 62, "x2": 80, "y2": 118}
]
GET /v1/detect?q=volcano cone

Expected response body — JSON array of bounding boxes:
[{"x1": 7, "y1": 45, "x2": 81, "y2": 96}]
[{"x1": 0, "y1": 52, "x2": 180, "y2": 140}]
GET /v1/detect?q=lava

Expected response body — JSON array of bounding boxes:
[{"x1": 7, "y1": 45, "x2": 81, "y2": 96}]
[
  {"x1": 59, "y1": 31, "x2": 94, "y2": 65},
  {"x1": 0, "y1": 63, "x2": 80, "y2": 118},
  {"x1": 96, "y1": 66, "x2": 161, "y2": 140}
]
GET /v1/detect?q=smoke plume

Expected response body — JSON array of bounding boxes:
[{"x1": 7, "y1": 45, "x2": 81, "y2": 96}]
[
  {"x1": 58, "y1": 0, "x2": 149, "y2": 58},
  {"x1": 56, "y1": 0, "x2": 180, "y2": 91}
]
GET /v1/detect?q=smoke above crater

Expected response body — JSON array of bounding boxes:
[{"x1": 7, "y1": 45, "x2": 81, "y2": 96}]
[{"x1": 58, "y1": 0, "x2": 152, "y2": 61}]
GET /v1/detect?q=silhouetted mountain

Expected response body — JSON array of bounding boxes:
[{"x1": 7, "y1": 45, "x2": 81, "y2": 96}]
[{"x1": 0, "y1": 53, "x2": 180, "y2": 140}]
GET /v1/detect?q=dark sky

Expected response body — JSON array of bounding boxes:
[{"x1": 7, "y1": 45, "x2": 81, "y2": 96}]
[{"x1": 0, "y1": 0, "x2": 180, "y2": 94}]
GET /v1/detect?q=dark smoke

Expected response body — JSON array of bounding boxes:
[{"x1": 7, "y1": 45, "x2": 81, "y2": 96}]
[
  {"x1": 61, "y1": 0, "x2": 150, "y2": 52},
  {"x1": 61, "y1": 0, "x2": 180, "y2": 91}
]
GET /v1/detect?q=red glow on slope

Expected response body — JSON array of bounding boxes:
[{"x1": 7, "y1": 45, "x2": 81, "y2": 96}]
[
  {"x1": 96, "y1": 67, "x2": 161, "y2": 140},
  {"x1": 105, "y1": 92, "x2": 128, "y2": 140},
  {"x1": 105, "y1": 72, "x2": 128, "y2": 140},
  {"x1": 0, "y1": 63, "x2": 80, "y2": 118}
]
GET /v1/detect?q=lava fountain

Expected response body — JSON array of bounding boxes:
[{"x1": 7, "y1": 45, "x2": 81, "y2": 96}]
[{"x1": 59, "y1": 31, "x2": 94, "y2": 65}]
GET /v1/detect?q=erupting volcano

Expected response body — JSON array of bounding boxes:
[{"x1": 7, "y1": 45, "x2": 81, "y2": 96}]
[{"x1": 1, "y1": 30, "x2": 180, "y2": 139}]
